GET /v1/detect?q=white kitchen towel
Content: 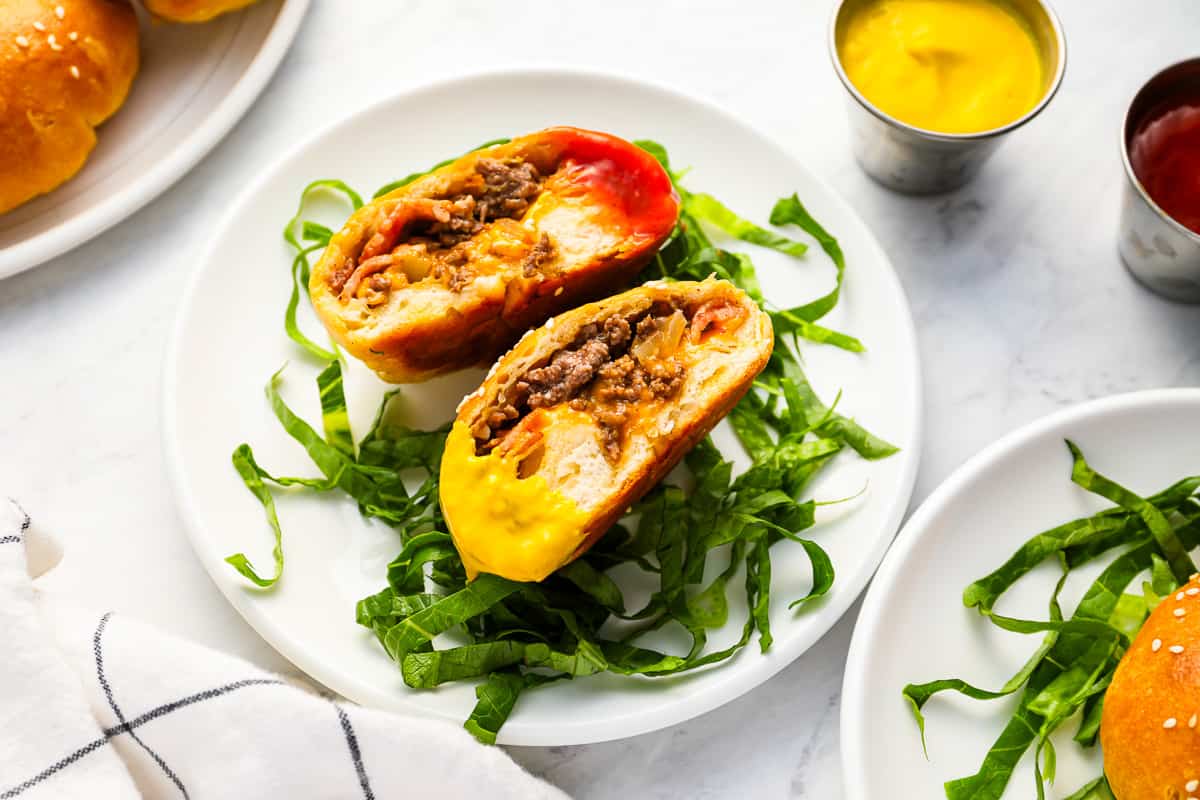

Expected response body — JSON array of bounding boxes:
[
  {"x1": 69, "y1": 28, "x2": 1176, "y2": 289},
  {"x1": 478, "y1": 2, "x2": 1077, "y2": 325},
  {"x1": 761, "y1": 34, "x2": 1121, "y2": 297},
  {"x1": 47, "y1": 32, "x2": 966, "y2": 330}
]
[{"x1": 0, "y1": 499, "x2": 568, "y2": 800}]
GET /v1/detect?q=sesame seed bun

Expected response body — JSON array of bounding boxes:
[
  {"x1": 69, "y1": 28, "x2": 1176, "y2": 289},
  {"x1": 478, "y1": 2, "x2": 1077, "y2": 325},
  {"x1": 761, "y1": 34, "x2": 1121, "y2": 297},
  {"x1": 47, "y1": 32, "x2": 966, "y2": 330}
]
[
  {"x1": 0, "y1": 0, "x2": 139, "y2": 215},
  {"x1": 142, "y1": 0, "x2": 257, "y2": 23},
  {"x1": 1101, "y1": 573, "x2": 1200, "y2": 799}
]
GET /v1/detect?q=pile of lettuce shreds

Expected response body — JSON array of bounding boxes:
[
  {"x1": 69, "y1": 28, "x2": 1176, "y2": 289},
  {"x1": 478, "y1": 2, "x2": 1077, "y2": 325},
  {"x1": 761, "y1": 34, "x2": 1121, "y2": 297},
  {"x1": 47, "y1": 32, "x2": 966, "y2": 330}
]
[
  {"x1": 227, "y1": 138, "x2": 899, "y2": 743},
  {"x1": 904, "y1": 442, "x2": 1200, "y2": 799}
]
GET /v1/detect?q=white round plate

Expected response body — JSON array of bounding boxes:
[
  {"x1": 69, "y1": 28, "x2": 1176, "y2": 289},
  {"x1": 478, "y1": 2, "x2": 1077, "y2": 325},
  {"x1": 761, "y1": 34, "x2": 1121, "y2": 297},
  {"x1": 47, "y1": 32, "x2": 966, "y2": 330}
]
[
  {"x1": 843, "y1": 389, "x2": 1200, "y2": 798},
  {"x1": 0, "y1": 0, "x2": 308, "y2": 279},
  {"x1": 164, "y1": 68, "x2": 921, "y2": 746}
]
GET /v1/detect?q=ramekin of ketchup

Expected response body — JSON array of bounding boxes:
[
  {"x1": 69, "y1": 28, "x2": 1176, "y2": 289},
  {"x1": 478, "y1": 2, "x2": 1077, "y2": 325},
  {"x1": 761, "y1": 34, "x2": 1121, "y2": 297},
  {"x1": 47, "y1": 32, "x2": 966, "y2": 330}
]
[
  {"x1": 1129, "y1": 91, "x2": 1200, "y2": 235},
  {"x1": 1120, "y1": 58, "x2": 1200, "y2": 303}
]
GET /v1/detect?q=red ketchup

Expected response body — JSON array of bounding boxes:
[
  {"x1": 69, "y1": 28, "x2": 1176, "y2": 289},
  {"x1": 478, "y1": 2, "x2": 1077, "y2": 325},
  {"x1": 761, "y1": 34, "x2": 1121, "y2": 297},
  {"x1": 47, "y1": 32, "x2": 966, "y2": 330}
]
[
  {"x1": 548, "y1": 127, "x2": 680, "y2": 241},
  {"x1": 1129, "y1": 92, "x2": 1200, "y2": 235}
]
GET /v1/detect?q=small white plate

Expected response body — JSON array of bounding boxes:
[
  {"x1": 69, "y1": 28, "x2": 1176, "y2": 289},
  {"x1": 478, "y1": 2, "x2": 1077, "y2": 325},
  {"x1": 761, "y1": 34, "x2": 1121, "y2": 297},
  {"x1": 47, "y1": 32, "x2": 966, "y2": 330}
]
[
  {"x1": 842, "y1": 389, "x2": 1200, "y2": 798},
  {"x1": 0, "y1": 0, "x2": 308, "y2": 279},
  {"x1": 164, "y1": 68, "x2": 922, "y2": 746}
]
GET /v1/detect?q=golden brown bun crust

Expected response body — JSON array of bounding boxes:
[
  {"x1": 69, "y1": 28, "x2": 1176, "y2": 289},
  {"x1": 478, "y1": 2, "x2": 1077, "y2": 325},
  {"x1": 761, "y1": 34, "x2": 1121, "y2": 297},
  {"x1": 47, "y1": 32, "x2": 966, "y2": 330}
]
[
  {"x1": 454, "y1": 279, "x2": 773, "y2": 569},
  {"x1": 142, "y1": 0, "x2": 257, "y2": 22},
  {"x1": 0, "y1": 0, "x2": 139, "y2": 214},
  {"x1": 310, "y1": 127, "x2": 680, "y2": 384},
  {"x1": 1101, "y1": 573, "x2": 1200, "y2": 799}
]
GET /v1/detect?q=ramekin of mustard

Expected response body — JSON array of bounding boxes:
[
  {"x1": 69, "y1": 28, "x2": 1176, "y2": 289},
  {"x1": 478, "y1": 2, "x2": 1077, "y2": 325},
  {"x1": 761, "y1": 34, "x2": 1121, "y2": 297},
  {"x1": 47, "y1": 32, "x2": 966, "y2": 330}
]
[{"x1": 830, "y1": 0, "x2": 1066, "y2": 193}]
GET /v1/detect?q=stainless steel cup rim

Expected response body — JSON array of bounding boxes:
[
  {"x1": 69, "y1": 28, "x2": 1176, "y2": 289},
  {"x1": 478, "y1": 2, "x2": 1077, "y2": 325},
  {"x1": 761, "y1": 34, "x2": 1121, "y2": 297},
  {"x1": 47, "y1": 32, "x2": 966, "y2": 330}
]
[
  {"x1": 828, "y1": 0, "x2": 1068, "y2": 144},
  {"x1": 1120, "y1": 57, "x2": 1200, "y2": 246}
]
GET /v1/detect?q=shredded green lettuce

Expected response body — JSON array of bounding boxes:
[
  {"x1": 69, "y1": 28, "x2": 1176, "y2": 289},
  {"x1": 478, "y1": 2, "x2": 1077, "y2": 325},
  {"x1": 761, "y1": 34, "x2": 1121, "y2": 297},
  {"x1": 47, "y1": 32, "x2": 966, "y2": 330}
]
[
  {"x1": 281, "y1": 180, "x2": 362, "y2": 361},
  {"x1": 905, "y1": 441, "x2": 1200, "y2": 799},
  {"x1": 685, "y1": 193, "x2": 809, "y2": 257},
  {"x1": 229, "y1": 136, "x2": 898, "y2": 742}
]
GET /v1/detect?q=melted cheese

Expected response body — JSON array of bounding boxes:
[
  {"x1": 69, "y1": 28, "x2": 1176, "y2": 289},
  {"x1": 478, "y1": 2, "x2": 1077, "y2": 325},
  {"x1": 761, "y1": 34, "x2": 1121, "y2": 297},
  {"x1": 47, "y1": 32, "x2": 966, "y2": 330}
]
[{"x1": 439, "y1": 421, "x2": 591, "y2": 583}]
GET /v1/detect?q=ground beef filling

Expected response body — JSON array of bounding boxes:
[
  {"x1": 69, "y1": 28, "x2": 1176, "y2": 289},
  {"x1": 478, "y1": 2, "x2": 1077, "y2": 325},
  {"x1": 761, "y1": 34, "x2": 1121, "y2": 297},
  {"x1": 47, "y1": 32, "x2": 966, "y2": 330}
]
[
  {"x1": 331, "y1": 157, "x2": 549, "y2": 297},
  {"x1": 328, "y1": 259, "x2": 356, "y2": 296},
  {"x1": 414, "y1": 158, "x2": 543, "y2": 249},
  {"x1": 522, "y1": 233, "x2": 555, "y2": 277},
  {"x1": 476, "y1": 308, "x2": 688, "y2": 461},
  {"x1": 521, "y1": 316, "x2": 633, "y2": 409}
]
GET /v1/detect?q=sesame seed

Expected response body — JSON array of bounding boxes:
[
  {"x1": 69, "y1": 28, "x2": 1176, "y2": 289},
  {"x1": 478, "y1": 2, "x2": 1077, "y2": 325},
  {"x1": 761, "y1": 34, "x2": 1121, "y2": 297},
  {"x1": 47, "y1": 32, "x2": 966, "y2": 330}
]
[
  {"x1": 69, "y1": 65, "x2": 79, "y2": 78},
  {"x1": 1188, "y1": 588, "x2": 1199, "y2": 596},
  {"x1": 33, "y1": 21, "x2": 45, "y2": 31},
  {"x1": 1189, "y1": 781, "x2": 1199, "y2": 792},
  {"x1": 554, "y1": 287, "x2": 564, "y2": 296},
  {"x1": 54, "y1": 5, "x2": 64, "y2": 18},
  {"x1": 1192, "y1": 572, "x2": 1199, "y2": 581},
  {"x1": 1170, "y1": 645, "x2": 1185, "y2": 654},
  {"x1": 15, "y1": 35, "x2": 29, "y2": 47},
  {"x1": 1191, "y1": 715, "x2": 1198, "y2": 729},
  {"x1": 1165, "y1": 718, "x2": 1178, "y2": 729},
  {"x1": 68, "y1": 31, "x2": 77, "y2": 41},
  {"x1": 1153, "y1": 638, "x2": 1163, "y2": 652},
  {"x1": 1176, "y1": 608, "x2": 1187, "y2": 618},
  {"x1": 49, "y1": 41, "x2": 61, "y2": 51},
  {"x1": 1179, "y1": 592, "x2": 1186, "y2": 601},
  {"x1": 47, "y1": 34, "x2": 56, "y2": 45}
]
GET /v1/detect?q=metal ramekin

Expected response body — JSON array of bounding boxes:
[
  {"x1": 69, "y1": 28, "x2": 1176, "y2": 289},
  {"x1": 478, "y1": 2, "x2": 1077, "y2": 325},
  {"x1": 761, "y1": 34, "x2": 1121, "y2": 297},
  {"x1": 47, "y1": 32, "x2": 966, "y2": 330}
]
[
  {"x1": 829, "y1": 0, "x2": 1067, "y2": 194},
  {"x1": 1118, "y1": 58, "x2": 1200, "y2": 303}
]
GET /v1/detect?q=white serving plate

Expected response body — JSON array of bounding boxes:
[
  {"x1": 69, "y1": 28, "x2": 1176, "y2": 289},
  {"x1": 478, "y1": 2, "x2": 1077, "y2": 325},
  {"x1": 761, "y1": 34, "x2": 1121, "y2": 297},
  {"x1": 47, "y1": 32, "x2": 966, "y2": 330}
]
[
  {"x1": 0, "y1": 0, "x2": 308, "y2": 279},
  {"x1": 164, "y1": 68, "x2": 922, "y2": 746},
  {"x1": 843, "y1": 389, "x2": 1200, "y2": 798}
]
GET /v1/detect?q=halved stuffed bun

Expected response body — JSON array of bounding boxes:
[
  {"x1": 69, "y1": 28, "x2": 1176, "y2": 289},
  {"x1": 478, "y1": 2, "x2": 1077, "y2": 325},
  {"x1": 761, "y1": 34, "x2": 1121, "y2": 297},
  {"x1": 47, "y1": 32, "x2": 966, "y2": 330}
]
[
  {"x1": 440, "y1": 278, "x2": 774, "y2": 583},
  {"x1": 310, "y1": 127, "x2": 680, "y2": 383}
]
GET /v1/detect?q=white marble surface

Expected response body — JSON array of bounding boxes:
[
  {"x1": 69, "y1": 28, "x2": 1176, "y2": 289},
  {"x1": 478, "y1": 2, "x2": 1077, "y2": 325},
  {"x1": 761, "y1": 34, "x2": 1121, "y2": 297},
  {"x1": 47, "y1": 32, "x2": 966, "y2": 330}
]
[{"x1": 3, "y1": 0, "x2": 1200, "y2": 797}]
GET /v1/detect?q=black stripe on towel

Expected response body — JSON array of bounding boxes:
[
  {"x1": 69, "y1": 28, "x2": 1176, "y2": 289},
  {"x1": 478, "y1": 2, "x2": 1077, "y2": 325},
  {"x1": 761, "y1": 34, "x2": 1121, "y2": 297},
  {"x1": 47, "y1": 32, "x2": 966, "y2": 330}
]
[
  {"x1": 0, "y1": 677, "x2": 286, "y2": 798},
  {"x1": 105, "y1": 678, "x2": 284, "y2": 736},
  {"x1": 93, "y1": 613, "x2": 189, "y2": 799},
  {"x1": 336, "y1": 704, "x2": 376, "y2": 800},
  {"x1": 0, "y1": 738, "x2": 108, "y2": 800},
  {"x1": 0, "y1": 507, "x2": 30, "y2": 545}
]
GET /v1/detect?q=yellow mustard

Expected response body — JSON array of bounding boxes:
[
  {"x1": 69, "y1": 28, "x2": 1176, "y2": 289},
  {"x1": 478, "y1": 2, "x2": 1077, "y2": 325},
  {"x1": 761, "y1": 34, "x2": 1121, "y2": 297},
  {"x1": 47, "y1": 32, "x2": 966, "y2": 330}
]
[
  {"x1": 439, "y1": 421, "x2": 591, "y2": 583},
  {"x1": 838, "y1": 0, "x2": 1045, "y2": 134}
]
